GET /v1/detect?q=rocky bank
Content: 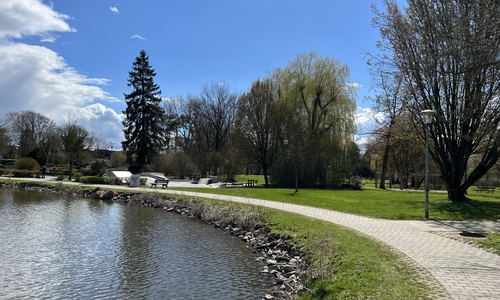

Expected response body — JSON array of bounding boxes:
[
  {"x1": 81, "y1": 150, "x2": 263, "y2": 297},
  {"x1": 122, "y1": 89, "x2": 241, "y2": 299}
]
[{"x1": 0, "y1": 182, "x2": 308, "y2": 299}]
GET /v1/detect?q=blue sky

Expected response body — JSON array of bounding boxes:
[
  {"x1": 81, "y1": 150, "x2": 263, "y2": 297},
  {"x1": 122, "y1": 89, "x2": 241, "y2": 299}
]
[{"x1": 0, "y1": 0, "x2": 396, "y2": 149}]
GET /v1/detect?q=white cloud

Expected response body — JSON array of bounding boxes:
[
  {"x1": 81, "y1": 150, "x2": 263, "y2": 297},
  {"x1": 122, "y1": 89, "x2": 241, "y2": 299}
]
[
  {"x1": 78, "y1": 104, "x2": 124, "y2": 147},
  {"x1": 0, "y1": 43, "x2": 120, "y2": 120},
  {"x1": 348, "y1": 82, "x2": 362, "y2": 89},
  {"x1": 131, "y1": 34, "x2": 146, "y2": 40},
  {"x1": 110, "y1": 6, "x2": 119, "y2": 14},
  {"x1": 354, "y1": 107, "x2": 380, "y2": 148},
  {"x1": 0, "y1": 0, "x2": 75, "y2": 42},
  {"x1": 0, "y1": 0, "x2": 124, "y2": 147}
]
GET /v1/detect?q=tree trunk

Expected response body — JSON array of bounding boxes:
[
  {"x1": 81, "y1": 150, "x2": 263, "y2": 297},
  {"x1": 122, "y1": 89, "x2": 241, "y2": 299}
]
[
  {"x1": 447, "y1": 184, "x2": 468, "y2": 202},
  {"x1": 379, "y1": 143, "x2": 390, "y2": 189},
  {"x1": 68, "y1": 158, "x2": 73, "y2": 180},
  {"x1": 263, "y1": 167, "x2": 269, "y2": 187}
]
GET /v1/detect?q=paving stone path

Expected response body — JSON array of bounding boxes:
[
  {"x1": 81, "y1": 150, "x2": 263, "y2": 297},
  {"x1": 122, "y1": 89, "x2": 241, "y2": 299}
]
[
  {"x1": 161, "y1": 190, "x2": 500, "y2": 300},
  {"x1": 6, "y1": 178, "x2": 500, "y2": 299}
]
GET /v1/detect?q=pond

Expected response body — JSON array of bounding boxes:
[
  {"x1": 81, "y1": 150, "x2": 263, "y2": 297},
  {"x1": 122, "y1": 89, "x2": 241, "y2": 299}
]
[{"x1": 0, "y1": 188, "x2": 273, "y2": 299}]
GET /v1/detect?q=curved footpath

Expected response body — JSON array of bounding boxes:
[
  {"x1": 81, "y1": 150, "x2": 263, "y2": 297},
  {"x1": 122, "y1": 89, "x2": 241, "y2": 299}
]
[{"x1": 4, "y1": 177, "x2": 500, "y2": 300}]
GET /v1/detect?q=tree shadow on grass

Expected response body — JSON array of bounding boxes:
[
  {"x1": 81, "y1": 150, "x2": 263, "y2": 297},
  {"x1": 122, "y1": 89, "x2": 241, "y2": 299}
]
[{"x1": 433, "y1": 199, "x2": 500, "y2": 221}]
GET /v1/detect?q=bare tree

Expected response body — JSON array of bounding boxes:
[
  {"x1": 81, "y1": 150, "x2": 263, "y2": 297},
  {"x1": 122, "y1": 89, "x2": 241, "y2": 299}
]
[
  {"x1": 367, "y1": 52, "x2": 408, "y2": 189},
  {"x1": 389, "y1": 113, "x2": 425, "y2": 189},
  {"x1": 233, "y1": 79, "x2": 282, "y2": 186},
  {"x1": 4, "y1": 110, "x2": 58, "y2": 164},
  {"x1": 181, "y1": 81, "x2": 238, "y2": 176},
  {"x1": 60, "y1": 117, "x2": 89, "y2": 180},
  {"x1": 0, "y1": 127, "x2": 10, "y2": 157},
  {"x1": 373, "y1": 0, "x2": 500, "y2": 201},
  {"x1": 87, "y1": 131, "x2": 107, "y2": 151}
]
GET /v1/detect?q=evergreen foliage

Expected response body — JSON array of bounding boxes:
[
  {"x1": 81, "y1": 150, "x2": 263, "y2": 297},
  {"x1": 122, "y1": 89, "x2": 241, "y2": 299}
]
[
  {"x1": 122, "y1": 50, "x2": 167, "y2": 173},
  {"x1": 90, "y1": 159, "x2": 109, "y2": 177}
]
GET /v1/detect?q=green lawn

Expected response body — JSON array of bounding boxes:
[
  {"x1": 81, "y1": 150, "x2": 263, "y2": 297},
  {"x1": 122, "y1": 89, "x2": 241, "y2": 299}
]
[
  {"x1": 262, "y1": 209, "x2": 448, "y2": 300},
  {"x1": 168, "y1": 186, "x2": 500, "y2": 221}
]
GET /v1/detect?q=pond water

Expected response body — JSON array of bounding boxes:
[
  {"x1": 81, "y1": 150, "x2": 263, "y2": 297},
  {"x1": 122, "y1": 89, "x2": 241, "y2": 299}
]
[{"x1": 0, "y1": 188, "x2": 273, "y2": 299}]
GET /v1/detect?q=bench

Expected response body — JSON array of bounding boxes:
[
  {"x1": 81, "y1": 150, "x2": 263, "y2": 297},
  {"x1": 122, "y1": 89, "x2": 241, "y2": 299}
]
[
  {"x1": 475, "y1": 186, "x2": 495, "y2": 193},
  {"x1": 246, "y1": 179, "x2": 258, "y2": 187},
  {"x1": 188, "y1": 174, "x2": 200, "y2": 181},
  {"x1": 150, "y1": 179, "x2": 169, "y2": 188}
]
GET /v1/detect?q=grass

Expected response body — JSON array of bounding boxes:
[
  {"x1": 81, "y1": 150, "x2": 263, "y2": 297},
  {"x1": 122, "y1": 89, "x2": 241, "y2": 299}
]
[
  {"x1": 234, "y1": 174, "x2": 266, "y2": 184},
  {"x1": 167, "y1": 186, "x2": 500, "y2": 221},
  {"x1": 3, "y1": 177, "x2": 499, "y2": 299},
  {"x1": 475, "y1": 232, "x2": 500, "y2": 255},
  {"x1": 261, "y1": 209, "x2": 447, "y2": 300}
]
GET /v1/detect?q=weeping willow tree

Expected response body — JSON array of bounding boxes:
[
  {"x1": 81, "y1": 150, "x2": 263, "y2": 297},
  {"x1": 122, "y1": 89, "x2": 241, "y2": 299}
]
[{"x1": 269, "y1": 52, "x2": 357, "y2": 188}]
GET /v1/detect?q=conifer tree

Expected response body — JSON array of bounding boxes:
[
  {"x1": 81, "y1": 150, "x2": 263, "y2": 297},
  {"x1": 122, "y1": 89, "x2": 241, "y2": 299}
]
[{"x1": 122, "y1": 49, "x2": 166, "y2": 173}]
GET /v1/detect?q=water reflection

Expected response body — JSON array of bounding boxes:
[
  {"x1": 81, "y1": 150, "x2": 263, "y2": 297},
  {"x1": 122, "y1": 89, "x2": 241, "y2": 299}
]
[{"x1": 0, "y1": 189, "x2": 272, "y2": 299}]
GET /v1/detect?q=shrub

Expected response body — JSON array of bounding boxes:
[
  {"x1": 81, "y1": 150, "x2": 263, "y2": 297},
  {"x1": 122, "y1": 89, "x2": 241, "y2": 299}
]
[
  {"x1": 73, "y1": 172, "x2": 84, "y2": 181},
  {"x1": 108, "y1": 177, "x2": 123, "y2": 185},
  {"x1": 1, "y1": 159, "x2": 15, "y2": 166},
  {"x1": 90, "y1": 160, "x2": 109, "y2": 177},
  {"x1": 11, "y1": 170, "x2": 38, "y2": 177},
  {"x1": 79, "y1": 176, "x2": 109, "y2": 184},
  {"x1": 56, "y1": 175, "x2": 65, "y2": 181},
  {"x1": 49, "y1": 169, "x2": 67, "y2": 176},
  {"x1": 349, "y1": 176, "x2": 364, "y2": 190},
  {"x1": 15, "y1": 158, "x2": 40, "y2": 171}
]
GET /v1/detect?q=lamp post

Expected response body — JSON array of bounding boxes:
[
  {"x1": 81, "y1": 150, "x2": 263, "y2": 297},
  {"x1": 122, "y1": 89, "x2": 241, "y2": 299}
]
[
  {"x1": 109, "y1": 141, "x2": 114, "y2": 170},
  {"x1": 420, "y1": 109, "x2": 435, "y2": 218}
]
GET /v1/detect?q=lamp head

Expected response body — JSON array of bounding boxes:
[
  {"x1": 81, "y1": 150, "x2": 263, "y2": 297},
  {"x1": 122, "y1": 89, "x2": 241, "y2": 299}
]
[{"x1": 420, "y1": 109, "x2": 436, "y2": 124}]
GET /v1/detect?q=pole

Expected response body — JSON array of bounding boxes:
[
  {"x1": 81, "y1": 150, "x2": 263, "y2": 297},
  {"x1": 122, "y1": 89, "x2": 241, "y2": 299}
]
[{"x1": 425, "y1": 122, "x2": 429, "y2": 219}]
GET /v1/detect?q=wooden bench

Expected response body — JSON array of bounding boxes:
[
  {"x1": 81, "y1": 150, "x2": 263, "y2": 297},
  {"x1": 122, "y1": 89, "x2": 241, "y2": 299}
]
[
  {"x1": 246, "y1": 179, "x2": 258, "y2": 187},
  {"x1": 475, "y1": 186, "x2": 495, "y2": 193},
  {"x1": 188, "y1": 174, "x2": 200, "y2": 181},
  {"x1": 150, "y1": 179, "x2": 169, "y2": 188}
]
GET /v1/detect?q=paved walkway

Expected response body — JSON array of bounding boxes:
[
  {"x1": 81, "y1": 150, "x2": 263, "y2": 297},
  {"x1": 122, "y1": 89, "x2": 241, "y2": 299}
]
[{"x1": 4, "y1": 177, "x2": 500, "y2": 299}]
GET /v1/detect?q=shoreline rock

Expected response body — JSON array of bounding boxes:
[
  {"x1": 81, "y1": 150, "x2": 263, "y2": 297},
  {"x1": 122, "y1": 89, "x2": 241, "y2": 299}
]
[{"x1": 0, "y1": 182, "x2": 308, "y2": 299}]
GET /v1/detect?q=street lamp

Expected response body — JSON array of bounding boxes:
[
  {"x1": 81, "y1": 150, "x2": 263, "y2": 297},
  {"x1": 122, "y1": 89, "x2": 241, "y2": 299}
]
[
  {"x1": 109, "y1": 141, "x2": 114, "y2": 170},
  {"x1": 420, "y1": 109, "x2": 435, "y2": 218}
]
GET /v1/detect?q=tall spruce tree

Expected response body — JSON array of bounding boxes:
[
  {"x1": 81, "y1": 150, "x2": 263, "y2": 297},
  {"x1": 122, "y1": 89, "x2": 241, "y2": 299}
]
[{"x1": 122, "y1": 50, "x2": 166, "y2": 173}]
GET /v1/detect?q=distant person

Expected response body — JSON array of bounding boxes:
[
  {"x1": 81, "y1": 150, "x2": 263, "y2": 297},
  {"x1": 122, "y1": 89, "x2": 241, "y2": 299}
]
[{"x1": 40, "y1": 165, "x2": 47, "y2": 179}]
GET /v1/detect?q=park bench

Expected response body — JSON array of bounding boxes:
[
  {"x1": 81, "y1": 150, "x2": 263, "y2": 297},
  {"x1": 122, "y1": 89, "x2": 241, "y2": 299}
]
[
  {"x1": 245, "y1": 179, "x2": 258, "y2": 187},
  {"x1": 188, "y1": 174, "x2": 200, "y2": 181},
  {"x1": 150, "y1": 179, "x2": 169, "y2": 188},
  {"x1": 475, "y1": 186, "x2": 495, "y2": 193}
]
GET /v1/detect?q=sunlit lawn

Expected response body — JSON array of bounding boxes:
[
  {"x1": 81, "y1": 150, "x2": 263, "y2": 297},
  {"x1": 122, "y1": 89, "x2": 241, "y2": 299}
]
[{"x1": 169, "y1": 184, "x2": 500, "y2": 221}]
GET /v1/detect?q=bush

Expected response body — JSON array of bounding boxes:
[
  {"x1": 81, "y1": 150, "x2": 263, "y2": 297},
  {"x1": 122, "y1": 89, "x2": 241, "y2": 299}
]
[
  {"x1": 109, "y1": 177, "x2": 123, "y2": 185},
  {"x1": 56, "y1": 175, "x2": 65, "y2": 181},
  {"x1": 90, "y1": 160, "x2": 109, "y2": 177},
  {"x1": 11, "y1": 170, "x2": 38, "y2": 177},
  {"x1": 78, "y1": 176, "x2": 123, "y2": 185},
  {"x1": 1, "y1": 159, "x2": 15, "y2": 166},
  {"x1": 79, "y1": 176, "x2": 109, "y2": 184},
  {"x1": 349, "y1": 176, "x2": 364, "y2": 190},
  {"x1": 49, "y1": 169, "x2": 67, "y2": 176},
  {"x1": 15, "y1": 158, "x2": 40, "y2": 171},
  {"x1": 73, "y1": 172, "x2": 84, "y2": 181}
]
